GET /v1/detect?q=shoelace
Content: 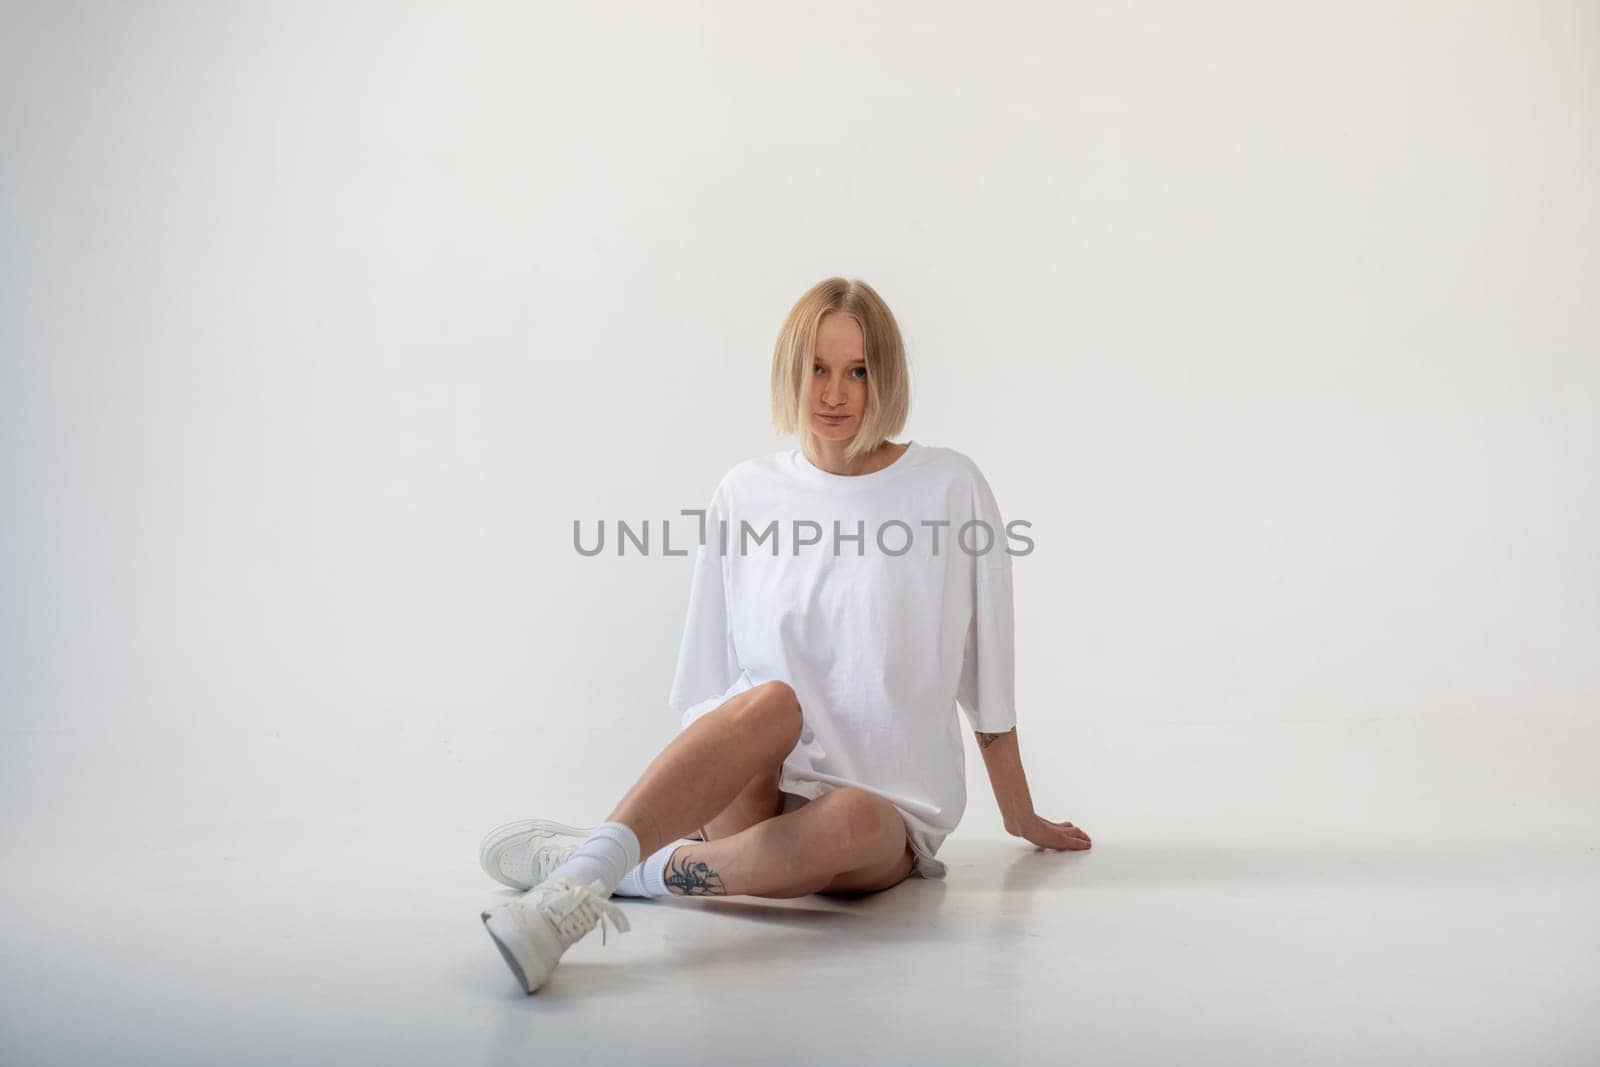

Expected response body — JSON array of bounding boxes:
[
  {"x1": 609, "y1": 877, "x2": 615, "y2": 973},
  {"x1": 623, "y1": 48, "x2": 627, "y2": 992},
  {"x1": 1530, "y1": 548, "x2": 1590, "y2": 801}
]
[{"x1": 517, "y1": 878, "x2": 631, "y2": 947}]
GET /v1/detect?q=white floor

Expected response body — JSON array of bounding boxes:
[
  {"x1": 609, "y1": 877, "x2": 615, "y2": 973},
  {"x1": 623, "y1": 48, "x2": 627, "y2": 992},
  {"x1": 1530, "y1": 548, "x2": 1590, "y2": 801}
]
[{"x1": 1, "y1": 722, "x2": 1596, "y2": 1065}]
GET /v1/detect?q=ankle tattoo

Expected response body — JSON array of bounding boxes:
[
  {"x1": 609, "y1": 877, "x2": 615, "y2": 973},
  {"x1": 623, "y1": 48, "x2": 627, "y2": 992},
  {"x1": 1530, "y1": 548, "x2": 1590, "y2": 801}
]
[{"x1": 664, "y1": 848, "x2": 727, "y2": 896}]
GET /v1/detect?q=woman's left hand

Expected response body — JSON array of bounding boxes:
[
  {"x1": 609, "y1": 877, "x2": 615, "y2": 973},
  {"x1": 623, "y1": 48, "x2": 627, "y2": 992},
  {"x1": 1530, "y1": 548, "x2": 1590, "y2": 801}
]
[{"x1": 1009, "y1": 813, "x2": 1092, "y2": 851}]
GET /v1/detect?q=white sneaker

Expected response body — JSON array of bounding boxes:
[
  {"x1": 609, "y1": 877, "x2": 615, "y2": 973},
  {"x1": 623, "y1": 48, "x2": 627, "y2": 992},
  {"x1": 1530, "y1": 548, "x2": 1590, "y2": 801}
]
[
  {"x1": 478, "y1": 818, "x2": 596, "y2": 890},
  {"x1": 481, "y1": 876, "x2": 631, "y2": 994}
]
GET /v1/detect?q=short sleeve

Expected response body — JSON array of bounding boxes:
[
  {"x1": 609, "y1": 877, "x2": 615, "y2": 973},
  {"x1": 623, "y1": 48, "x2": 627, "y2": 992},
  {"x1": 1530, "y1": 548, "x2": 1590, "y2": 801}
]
[
  {"x1": 956, "y1": 465, "x2": 1018, "y2": 734},
  {"x1": 667, "y1": 480, "x2": 742, "y2": 716}
]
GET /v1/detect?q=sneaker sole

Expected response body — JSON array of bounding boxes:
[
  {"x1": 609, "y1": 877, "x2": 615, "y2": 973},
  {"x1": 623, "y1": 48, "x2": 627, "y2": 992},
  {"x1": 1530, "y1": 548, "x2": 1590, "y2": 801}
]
[
  {"x1": 481, "y1": 909, "x2": 536, "y2": 994},
  {"x1": 478, "y1": 818, "x2": 597, "y2": 890}
]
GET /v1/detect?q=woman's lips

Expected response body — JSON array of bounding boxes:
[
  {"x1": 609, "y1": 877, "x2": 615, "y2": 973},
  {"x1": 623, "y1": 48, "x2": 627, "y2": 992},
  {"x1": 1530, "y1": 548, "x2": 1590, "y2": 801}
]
[{"x1": 816, "y1": 413, "x2": 851, "y2": 424}]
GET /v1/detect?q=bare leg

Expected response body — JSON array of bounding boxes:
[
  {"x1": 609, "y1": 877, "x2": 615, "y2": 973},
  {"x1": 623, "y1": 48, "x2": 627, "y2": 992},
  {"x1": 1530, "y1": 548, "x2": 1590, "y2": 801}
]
[
  {"x1": 655, "y1": 787, "x2": 917, "y2": 899},
  {"x1": 698, "y1": 759, "x2": 786, "y2": 842},
  {"x1": 606, "y1": 680, "x2": 802, "y2": 859}
]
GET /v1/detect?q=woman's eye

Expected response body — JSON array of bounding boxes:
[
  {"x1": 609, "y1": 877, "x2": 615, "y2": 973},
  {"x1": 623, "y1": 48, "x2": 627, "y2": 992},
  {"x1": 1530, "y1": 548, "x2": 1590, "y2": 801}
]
[{"x1": 812, "y1": 364, "x2": 868, "y2": 379}]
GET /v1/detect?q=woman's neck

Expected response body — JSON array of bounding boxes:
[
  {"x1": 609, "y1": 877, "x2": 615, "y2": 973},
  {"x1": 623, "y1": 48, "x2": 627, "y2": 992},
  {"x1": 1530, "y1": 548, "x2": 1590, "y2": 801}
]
[{"x1": 808, "y1": 438, "x2": 907, "y2": 477}]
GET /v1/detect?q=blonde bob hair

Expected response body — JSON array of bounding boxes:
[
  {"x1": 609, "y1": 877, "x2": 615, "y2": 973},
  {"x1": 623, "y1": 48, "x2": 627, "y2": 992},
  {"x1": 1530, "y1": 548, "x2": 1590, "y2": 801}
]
[{"x1": 770, "y1": 277, "x2": 911, "y2": 466}]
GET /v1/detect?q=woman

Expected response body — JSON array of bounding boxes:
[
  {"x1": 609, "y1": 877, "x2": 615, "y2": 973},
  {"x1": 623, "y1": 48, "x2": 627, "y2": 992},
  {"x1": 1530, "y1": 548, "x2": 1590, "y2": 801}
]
[{"x1": 480, "y1": 277, "x2": 1091, "y2": 995}]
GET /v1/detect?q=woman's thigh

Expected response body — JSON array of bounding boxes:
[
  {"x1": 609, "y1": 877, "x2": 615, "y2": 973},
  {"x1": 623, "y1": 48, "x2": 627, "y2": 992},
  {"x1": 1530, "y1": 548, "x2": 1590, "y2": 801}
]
[
  {"x1": 698, "y1": 771, "x2": 916, "y2": 897},
  {"x1": 818, "y1": 842, "x2": 916, "y2": 896},
  {"x1": 798, "y1": 789, "x2": 918, "y2": 897},
  {"x1": 699, "y1": 759, "x2": 786, "y2": 842}
]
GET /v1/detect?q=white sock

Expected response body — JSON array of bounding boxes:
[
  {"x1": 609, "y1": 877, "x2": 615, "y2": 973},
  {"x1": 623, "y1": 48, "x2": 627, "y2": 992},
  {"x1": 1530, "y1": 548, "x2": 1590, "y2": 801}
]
[
  {"x1": 613, "y1": 840, "x2": 687, "y2": 898},
  {"x1": 542, "y1": 821, "x2": 641, "y2": 897}
]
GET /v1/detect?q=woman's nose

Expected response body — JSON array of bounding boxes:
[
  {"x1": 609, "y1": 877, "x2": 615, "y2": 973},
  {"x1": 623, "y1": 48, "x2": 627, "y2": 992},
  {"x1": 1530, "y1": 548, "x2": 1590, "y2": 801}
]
[{"x1": 821, "y1": 375, "x2": 844, "y2": 405}]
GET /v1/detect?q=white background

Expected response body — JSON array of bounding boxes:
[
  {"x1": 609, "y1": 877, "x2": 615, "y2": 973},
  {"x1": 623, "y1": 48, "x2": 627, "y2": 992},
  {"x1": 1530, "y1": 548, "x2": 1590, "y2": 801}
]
[{"x1": 2, "y1": 2, "x2": 1596, "y2": 1064}]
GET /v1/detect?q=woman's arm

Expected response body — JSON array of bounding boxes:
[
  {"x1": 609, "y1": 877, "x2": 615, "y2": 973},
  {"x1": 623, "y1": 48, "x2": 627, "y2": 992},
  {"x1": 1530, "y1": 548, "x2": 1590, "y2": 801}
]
[
  {"x1": 975, "y1": 727, "x2": 1034, "y2": 833},
  {"x1": 976, "y1": 726, "x2": 1092, "y2": 851},
  {"x1": 961, "y1": 461, "x2": 1090, "y2": 852}
]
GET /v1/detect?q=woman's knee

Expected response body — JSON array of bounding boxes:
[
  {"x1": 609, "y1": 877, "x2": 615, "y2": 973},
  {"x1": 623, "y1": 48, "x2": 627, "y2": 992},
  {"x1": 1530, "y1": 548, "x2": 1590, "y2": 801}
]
[
  {"x1": 730, "y1": 680, "x2": 803, "y2": 748},
  {"x1": 806, "y1": 788, "x2": 905, "y2": 864}
]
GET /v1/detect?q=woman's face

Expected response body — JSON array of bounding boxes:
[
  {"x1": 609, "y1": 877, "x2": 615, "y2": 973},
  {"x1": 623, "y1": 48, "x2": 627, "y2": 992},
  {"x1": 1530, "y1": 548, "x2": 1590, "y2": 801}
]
[{"x1": 810, "y1": 312, "x2": 868, "y2": 442}]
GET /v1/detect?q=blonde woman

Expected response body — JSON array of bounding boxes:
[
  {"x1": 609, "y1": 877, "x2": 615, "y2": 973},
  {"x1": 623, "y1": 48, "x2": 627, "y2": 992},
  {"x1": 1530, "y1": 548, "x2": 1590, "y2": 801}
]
[{"x1": 480, "y1": 277, "x2": 1091, "y2": 994}]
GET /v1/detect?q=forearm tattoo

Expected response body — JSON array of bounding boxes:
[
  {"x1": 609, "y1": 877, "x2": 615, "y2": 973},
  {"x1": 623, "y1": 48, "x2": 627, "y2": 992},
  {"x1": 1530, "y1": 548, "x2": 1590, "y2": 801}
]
[
  {"x1": 976, "y1": 728, "x2": 1015, "y2": 750},
  {"x1": 664, "y1": 849, "x2": 727, "y2": 896}
]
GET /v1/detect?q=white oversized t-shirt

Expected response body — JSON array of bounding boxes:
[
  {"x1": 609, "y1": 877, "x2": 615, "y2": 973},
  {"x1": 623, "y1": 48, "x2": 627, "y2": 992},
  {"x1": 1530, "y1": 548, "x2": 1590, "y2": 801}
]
[{"x1": 666, "y1": 440, "x2": 1018, "y2": 880}]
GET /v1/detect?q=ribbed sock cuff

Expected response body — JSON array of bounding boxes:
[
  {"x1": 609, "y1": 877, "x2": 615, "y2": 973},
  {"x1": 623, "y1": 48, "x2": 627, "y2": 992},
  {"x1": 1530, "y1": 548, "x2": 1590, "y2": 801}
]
[{"x1": 640, "y1": 841, "x2": 684, "y2": 897}]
